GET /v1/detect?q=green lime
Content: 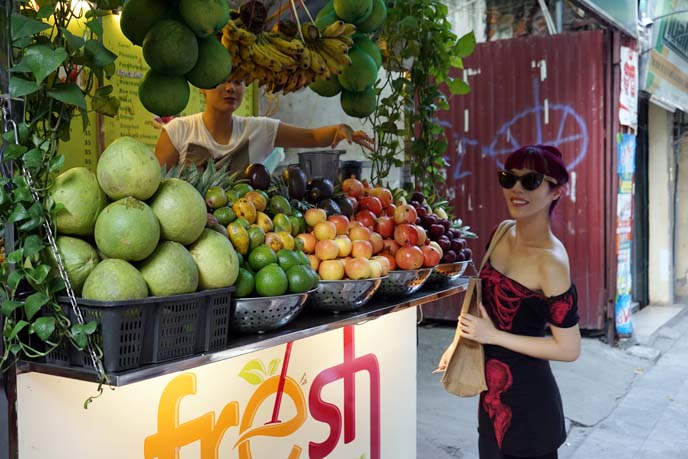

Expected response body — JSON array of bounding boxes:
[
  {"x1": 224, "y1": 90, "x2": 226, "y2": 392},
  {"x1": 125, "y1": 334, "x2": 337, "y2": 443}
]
[
  {"x1": 234, "y1": 217, "x2": 250, "y2": 230},
  {"x1": 277, "y1": 249, "x2": 301, "y2": 272},
  {"x1": 248, "y1": 244, "x2": 278, "y2": 272},
  {"x1": 287, "y1": 264, "x2": 314, "y2": 293},
  {"x1": 236, "y1": 251, "x2": 244, "y2": 267},
  {"x1": 213, "y1": 206, "x2": 237, "y2": 226},
  {"x1": 234, "y1": 268, "x2": 255, "y2": 298},
  {"x1": 306, "y1": 267, "x2": 320, "y2": 289},
  {"x1": 232, "y1": 183, "x2": 253, "y2": 197},
  {"x1": 255, "y1": 263, "x2": 288, "y2": 296},
  {"x1": 225, "y1": 190, "x2": 241, "y2": 206},
  {"x1": 296, "y1": 250, "x2": 311, "y2": 266},
  {"x1": 268, "y1": 195, "x2": 292, "y2": 216},
  {"x1": 248, "y1": 225, "x2": 266, "y2": 252}
]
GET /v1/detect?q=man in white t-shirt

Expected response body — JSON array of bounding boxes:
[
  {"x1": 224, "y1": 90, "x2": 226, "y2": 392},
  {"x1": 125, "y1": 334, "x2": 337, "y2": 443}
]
[{"x1": 155, "y1": 79, "x2": 374, "y2": 172}]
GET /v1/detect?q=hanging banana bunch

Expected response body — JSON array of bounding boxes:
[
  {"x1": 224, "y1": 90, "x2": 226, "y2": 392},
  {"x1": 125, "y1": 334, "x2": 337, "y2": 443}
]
[{"x1": 221, "y1": 11, "x2": 356, "y2": 94}]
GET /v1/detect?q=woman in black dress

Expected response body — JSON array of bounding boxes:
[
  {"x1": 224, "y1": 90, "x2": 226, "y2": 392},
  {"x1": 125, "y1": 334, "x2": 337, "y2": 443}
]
[{"x1": 438, "y1": 144, "x2": 581, "y2": 459}]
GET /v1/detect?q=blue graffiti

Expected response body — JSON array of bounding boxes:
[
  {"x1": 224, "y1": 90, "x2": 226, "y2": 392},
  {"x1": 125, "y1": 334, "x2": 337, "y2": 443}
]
[{"x1": 451, "y1": 78, "x2": 589, "y2": 181}]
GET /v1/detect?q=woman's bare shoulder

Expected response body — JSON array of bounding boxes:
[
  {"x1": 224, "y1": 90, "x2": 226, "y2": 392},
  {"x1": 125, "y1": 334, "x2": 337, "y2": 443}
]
[{"x1": 538, "y1": 241, "x2": 571, "y2": 297}]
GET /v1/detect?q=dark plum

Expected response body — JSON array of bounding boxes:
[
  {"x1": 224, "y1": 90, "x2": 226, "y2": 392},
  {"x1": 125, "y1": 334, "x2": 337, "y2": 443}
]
[
  {"x1": 461, "y1": 248, "x2": 473, "y2": 261},
  {"x1": 411, "y1": 191, "x2": 425, "y2": 203},
  {"x1": 443, "y1": 250, "x2": 457, "y2": 263},
  {"x1": 451, "y1": 238, "x2": 463, "y2": 253},
  {"x1": 416, "y1": 206, "x2": 428, "y2": 218},
  {"x1": 409, "y1": 200, "x2": 421, "y2": 208},
  {"x1": 429, "y1": 224, "x2": 445, "y2": 239},
  {"x1": 440, "y1": 219, "x2": 451, "y2": 232},
  {"x1": 437, "y1": 237, "x2": 451, "y2": 252}
]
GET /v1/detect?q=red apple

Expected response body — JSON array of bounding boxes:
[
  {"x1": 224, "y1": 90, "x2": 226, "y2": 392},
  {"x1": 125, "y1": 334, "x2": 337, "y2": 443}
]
[
  {"x1": 315, "y1": 239, "x2": 339, "y2": 260},
  {"x1": 307, "y1": 254, "x2": 320, "y2": 270},
  {"x1": 314, "y1": 221, "x2": 337, "y2": 241},
  {"x1": 305, "y1": 208, "x2": 327, "y2": 227},
  {"x1": 349, "y1": 225, "x2": 372, "y2": 241},
  {"x1": 319, "y1": 259, "x2": 345, "y2": 280},
  {"x1": 296, "y1": 232, "x2": 317, "y2": 254},
  {"x1": 369, "y1": 232, "x2": 384, "y2": 254},
  {"x1": 396, "y1": 245, "x2": 424, "y2": 270},
  {"x1": 371, "y1": 255, "x2": 391, "y2": 275},
  {"x1": 352, "y1": 240, "x2": 374, "y2": 259},
  {"x1": 378, "y1": 251, "x2": 397, "y2": 270},
  {"x1": 368, "y1": 259, "x2": 383, "y2": 278},
  {"x1": 345, "y1": 257, "x2": 372, "y2": 280},
  {"x1": 393, "y1": 204, "x2": 418, "y2": 225},
  {"x1": 334, "y1": 235, "x2": 353, "y2": 257},
  {"x1": 328, "y1": 214, "x2": 350, "y2": 235}
]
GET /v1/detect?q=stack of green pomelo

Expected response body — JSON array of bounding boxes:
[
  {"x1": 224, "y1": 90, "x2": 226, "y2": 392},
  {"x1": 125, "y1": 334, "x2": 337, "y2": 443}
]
[
  {"x1": 119, "y1": 0, "x2": 233, "y2": 116},
  {"x1": 309, "y1": 0, "x2": 386, "y2": 118},
  {"x1": 50, "y1": 139, "x2": 317, "y2": 302},
  {"x1": 49, "y1": 136, "x2": 239, "y2": 301}
]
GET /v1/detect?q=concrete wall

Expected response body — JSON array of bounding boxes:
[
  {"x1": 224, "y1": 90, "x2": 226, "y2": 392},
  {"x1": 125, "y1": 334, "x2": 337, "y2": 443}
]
[
  {"x1": 676, "y1": 133, "x2": 688, "y2": 298},
  {"x1": 648, "y1": 102, "x2": 674, "y2": 304}
]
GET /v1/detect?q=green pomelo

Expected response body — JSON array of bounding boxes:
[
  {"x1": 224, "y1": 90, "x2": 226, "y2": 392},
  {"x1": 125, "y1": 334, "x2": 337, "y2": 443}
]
[
  {"x1": 139, "y1": 69, "x2": 190, "y2": 117},
  {"x1": 94, "y1": 197, "x2": 161, "y2": 261},
  {"x1": 355, "y1": 0, "x2": 386, "y2": 33},
  {"x1": 139, "y1": 241, "x2": 199, "y2": 296},
  {"x1": 353, "y1": 33, "x2": 382, "y2": 68},
  {"x1": 189, "y1": 229, "x2": 240, "y2": 289},
  {"x1": 120, "y1": 0, "x2": 169, "y2": 46},
  {"x1": 82, "y1": 259, "x2": 148, "y2": 301},
  {"x1": 142, "y1": 19, "x2": 198, "y2": 75},
  {"x1": 186, "y1": 37, "x2": 233, "y2": 89},
  {"x1": 148, "y1": 178, "x2": 207, "y2": 245},
  {"x1": 315, "y1": 0, "x2": 339, "y2": 29},
  {"x1": 341, "y1": 86, "x2": 376, "y2": 118},
  {"x1": 97, "y1": 136, "x2": 162, "y2": 200},
  {"x1": 179, "y1": 0, "x2": 230, "y2": 37},
  {"x1": 333, "y1": 0, "x2": 372, "y2": 23},
  {"x1": 309, "y1": 76, "x2": 342, "y2": 97},
  {"x1": 338, "y1": 46, "x2": 378, "y2": 91},
  {"x1": 50, "y1": 236, "x2": 100, "y2": 296},
  {"x1": 51, "y1": 167, "x2": 108, "y2": 236}
]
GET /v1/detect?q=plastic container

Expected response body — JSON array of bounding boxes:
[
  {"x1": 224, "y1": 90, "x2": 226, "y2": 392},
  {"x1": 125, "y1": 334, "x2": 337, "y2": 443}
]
[
  {"x1": 298, "y1": 150, "x2": 343, "y2": 182},
  {"x1": 48, "y1": 287, "x2": 234, "y2": 372}
]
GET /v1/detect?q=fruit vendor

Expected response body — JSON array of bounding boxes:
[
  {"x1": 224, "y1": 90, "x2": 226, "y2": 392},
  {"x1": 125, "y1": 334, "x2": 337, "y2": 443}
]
[{"x1": 155, "y1": 79, "x2": 375, "y2": 171}]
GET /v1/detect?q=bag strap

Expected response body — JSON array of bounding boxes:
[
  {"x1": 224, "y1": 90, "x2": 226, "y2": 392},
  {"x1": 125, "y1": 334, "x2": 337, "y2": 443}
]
[{"x1": 479, "y1": 220, "x2": 515, "y2": 272}]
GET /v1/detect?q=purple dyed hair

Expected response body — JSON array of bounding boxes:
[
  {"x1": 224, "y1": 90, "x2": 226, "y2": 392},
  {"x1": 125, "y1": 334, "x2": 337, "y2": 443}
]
[{"x1": 504, "y1": 145, "x2": 569, "y2": 214}]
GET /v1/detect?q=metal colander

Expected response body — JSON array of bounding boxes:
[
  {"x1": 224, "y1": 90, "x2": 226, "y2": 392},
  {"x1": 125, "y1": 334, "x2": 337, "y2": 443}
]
[
  {"x1": 377, "y1": 268, "x2": 434, "y2": 296},
  {"x1": 230, "y1": 291, "x2": 311, "y2": 334},
  {"x1": 426, "y1": 260, "x2": 472, "y2": 285},
  {"x1": 307, "y1": 277, "x2": 383, "y2": 313}
]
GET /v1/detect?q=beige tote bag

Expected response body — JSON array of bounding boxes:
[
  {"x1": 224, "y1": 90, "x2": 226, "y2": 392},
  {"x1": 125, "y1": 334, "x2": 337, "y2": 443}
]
[{"x1": 441, "y1": 220, "x2": 515, "y2": 397}]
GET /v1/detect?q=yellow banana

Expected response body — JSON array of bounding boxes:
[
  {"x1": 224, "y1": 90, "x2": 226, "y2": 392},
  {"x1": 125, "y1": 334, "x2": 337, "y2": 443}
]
[
  {"x1": 266, "y1": 33, "x2": 305, "y2": 56},
  {"x1": 322, "y1": 20, "x2": 346, "y2": 38},
  {"x1": 251, "y1": 44, "x2": 283, "y2": 72},
  {"x1": 308, "y1": 48, "x2": 329, "y2": 76},
  {"x1": 341, "y1": 23, "x2": 357, "y2": 37},
  {"x1": 337, "y1": 35, "x2": 354, "y2": 47},
  {"x1": 239, "y1": 44, "x2": 253, "y2": 61},
  {"x1": 317, "y1": 42, "x2": 352, "y2": 68},
  {"x1": 320, "y1": 37, "x2": 350, "y2": 56},
  {"x1": 298, "y1": 47, "x2": 312, "y2": 69},
  {"x1": 316, "y1": 47, "x2": 347, "y2": 74},
  {"x1": 255, "y1": 40, "x2": 298, "y2": 69}
]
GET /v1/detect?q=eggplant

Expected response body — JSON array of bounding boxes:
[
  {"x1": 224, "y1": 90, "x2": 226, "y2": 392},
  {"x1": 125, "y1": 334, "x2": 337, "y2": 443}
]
[
  {"x1": 317, "y1": 198, "x2": 342, "y2": 217},
  {"x1": 335, "y1": 196, "x2": 355, "y2": 217},
  {"x1": 282, "y1": 165, "x2": 308, "y2": 199},
  {"x1": 243, "y1": 163, "x2": 271, "y2": 190},
  {"x1": 307, "y1": 177, "x2": 334, "y2": 203}
]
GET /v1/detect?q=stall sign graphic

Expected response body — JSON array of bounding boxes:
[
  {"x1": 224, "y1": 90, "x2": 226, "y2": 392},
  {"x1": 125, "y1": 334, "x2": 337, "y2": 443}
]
[{"x1": 144, "y1": 326, "x2": 380, "y2": 459}]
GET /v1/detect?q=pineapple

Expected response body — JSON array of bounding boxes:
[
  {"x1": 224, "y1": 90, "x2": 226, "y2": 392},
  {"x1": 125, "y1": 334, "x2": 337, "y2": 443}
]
[{"x1": 163, "y1": 159, "x2": 247, "y2": 198}]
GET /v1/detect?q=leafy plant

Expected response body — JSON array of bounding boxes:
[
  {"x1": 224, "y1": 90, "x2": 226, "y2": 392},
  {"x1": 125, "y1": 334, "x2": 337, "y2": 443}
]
[
  {"x1": 369, "y1": 0, "x2": 475, "y2": 196},
  {"x1": 1, "y1": 0, "x2": 122, "y2": 386}
]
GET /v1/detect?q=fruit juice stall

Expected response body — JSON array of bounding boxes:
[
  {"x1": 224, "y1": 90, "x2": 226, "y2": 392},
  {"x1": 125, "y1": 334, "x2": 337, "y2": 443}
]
[{"x1": 1, "y1": 0, "x2": 476, "y2": 458}]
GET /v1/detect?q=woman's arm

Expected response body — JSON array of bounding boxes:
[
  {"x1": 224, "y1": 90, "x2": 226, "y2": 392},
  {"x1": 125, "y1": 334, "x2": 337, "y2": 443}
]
[
  {"x1": 274, "y1": 122, "x2": 375, "y2": 152},
  {"x1": 154, "y1": 129, "x2": 180, "y2": 169}
]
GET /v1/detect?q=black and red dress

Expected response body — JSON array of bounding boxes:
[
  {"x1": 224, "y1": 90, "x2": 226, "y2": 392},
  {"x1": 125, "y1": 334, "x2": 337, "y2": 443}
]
[{"x1": 477, "y1": 262, "x2": 579, "y2": 458}]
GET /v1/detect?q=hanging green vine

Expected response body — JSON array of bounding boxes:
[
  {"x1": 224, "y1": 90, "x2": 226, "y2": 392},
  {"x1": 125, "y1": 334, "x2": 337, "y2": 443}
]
[
  {"x1": 370, "y1": 0, "x2": 475, "y2": 196},
  {"x1": 1, "y1": 0, "x2": 122, "y2": 379}
]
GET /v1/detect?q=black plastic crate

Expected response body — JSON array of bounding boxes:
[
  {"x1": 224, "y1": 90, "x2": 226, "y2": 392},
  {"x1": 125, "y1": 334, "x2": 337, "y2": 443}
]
[
  {"x1": 142, "y1": 287, "x2": 234, "y2": 364},
  {"x1": 52, "y1": 298, "x2": 148, "y2": 373}
]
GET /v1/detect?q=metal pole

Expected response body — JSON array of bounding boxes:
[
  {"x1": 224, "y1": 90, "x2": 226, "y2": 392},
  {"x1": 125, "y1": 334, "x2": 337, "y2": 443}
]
[{"x1": 555, "y1": 0, "x2": 564, "y2": 33}]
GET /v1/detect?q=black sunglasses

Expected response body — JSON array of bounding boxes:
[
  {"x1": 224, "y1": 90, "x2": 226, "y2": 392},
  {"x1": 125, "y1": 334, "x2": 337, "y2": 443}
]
[{"x1": 498, "y1": 170, "x2": 557, "y2": 191}]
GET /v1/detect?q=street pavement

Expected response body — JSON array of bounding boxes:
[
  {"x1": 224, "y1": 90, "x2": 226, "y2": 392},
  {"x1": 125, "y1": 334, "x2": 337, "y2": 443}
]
[{"x1": 417, "y1": 308, "x2": 688, "y2": 459}]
